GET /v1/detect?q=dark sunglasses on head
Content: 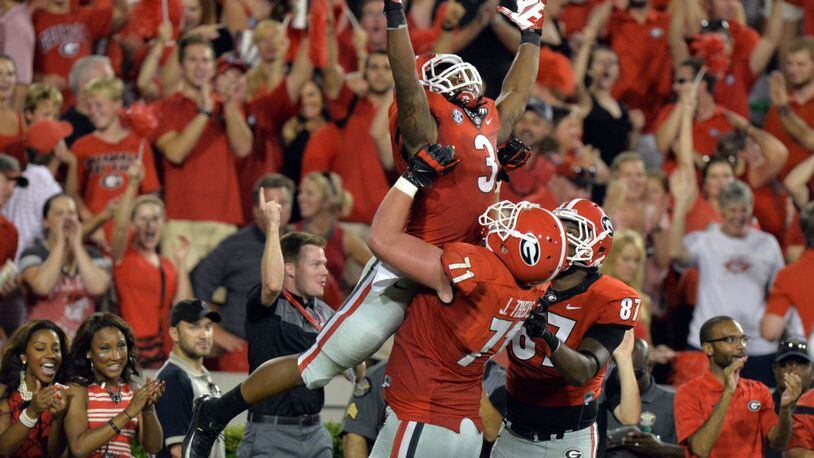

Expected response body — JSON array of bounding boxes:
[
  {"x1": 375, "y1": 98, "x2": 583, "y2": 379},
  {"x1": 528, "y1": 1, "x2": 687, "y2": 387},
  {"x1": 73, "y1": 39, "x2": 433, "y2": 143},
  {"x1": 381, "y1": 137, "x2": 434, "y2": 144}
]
[
  {"x1": 781, "y1": 340, "x2": 808, "y2": 353},
  {"x1": 701, "y1": 19, "x2": 730, "y2": 33}
]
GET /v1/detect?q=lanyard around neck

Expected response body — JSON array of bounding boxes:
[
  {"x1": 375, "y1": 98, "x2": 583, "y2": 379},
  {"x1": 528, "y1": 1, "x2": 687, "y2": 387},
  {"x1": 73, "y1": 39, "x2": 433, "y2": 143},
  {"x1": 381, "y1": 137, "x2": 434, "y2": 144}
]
[{"x1": 282, "y1": 290, "x2": 322, "y2": 332}]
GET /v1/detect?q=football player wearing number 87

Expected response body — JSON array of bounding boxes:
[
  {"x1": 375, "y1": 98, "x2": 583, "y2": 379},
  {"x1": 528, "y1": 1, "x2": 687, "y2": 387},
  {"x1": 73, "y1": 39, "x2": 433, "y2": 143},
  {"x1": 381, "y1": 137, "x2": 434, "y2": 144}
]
[
  {"x1": 490, "y1": 198, "x2": 641, "y2": 458},
  {"x1": 364, "y1": 143, "x2": 568, "y2": 457}
]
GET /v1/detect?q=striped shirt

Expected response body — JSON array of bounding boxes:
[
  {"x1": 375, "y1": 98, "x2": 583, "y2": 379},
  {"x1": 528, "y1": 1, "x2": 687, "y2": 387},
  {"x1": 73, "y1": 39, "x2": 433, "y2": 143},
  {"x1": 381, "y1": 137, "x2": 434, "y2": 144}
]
[{"x1": 86, "y1": 382, "x2": 138, "y2": 457}]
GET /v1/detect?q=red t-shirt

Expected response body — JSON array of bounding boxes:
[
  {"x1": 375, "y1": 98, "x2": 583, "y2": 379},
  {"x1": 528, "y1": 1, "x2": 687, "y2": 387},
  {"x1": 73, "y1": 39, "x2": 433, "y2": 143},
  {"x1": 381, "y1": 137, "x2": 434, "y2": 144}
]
[
  {"x1": 151, "y1": 92, "x2": 243, "y2": 224},
  {"x1": 0, "y1": 114, "x2": 25, "y2": 166},
  {"x1": 675, "y1": 369, "x2": 776, "y2": 457},
  {"x1": 301, "y1": 86, "x2": 390, "y2": 224},
  {"x1": 0, "y1": 214, "x2": 18, "y2": 265},
  {"x1": 788, "y1": 387, "x2": 814, "y2": 451},
  {"x1": 559, "y1": 0, "x2": 601, "y2": 37},
  {"x1": 654, "y1": 104, "x2": 733, "y2": 173},
  {"x1": 764, "y1": 96, "x2": 814, "y2": 179},
  {"x1": 786, "y1": 212, "x2": 805, "y2": 249},
  {"x1": 383, "y1": 243, "x2": 537, "y2": 432},
  {"x1": 113, "y1": 246, "x2": 178, "y2": 363},
  {"x1": 711, "y1": 22, "x2": 759, "y2": 117},
  {"x1": 498, "y1": 154, "x2": 558, "y2": 210},
  {"x1": 390, "y1": 92, "x2": 502, "y2": 245},
  {"x1": 72, "y1": 130, "x2": 160, "y2": 214},
  {"x1": 765, "y1": 249, "x2": 814, "y2": 336},
  {"x1": 608, "y1": 8, "x2": 673, "y2": 124},
  {"x1": 507, "y1": 275, "x2": 639, "y2": 407},
  {"x1": 33, "y1": 3, "x2": 112, "y2": 79},
  {"x1": 241, "y1": 79, "x2": 298, "y2": 223}
]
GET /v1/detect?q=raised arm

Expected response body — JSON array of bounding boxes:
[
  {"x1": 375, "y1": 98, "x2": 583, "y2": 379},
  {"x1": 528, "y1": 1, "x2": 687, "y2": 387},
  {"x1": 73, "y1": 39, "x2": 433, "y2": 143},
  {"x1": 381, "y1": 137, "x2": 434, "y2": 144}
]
[
  {"x1": 768, "y1": 373, "x2": 803, "y2": 450},
  {"x1": 367, "y1": 144, "x2": 459, "y2": 302},
  {"x1": 784, "y1": 154, "x2": 814, "y2": 207},
  {"x1": 750, "y1": 0, "x2": 785, "y2": 76},
  {"x1": 723, "y1": 110, "x2": 789, "y2": 189},
  {"x1": 667, "y1": 168, "x2": 697, "y2": 267},
  {"x1": 155, "y1": 87, "x2": 213, "y2": 164},
  {"x1": 494, "y1": 0, "x2": 546, "y2": 145},
  {"x1": 770, "y1": 71, "x2": 814, "y2": 150},
  {"x1": 384, "y1": 0, "x2": 438, "y2": 156},
  {"x1": 573, "y1": 1, "x2": 612, "y2": 112},
  {"x1": 110, "y1": 162, "x2": 143, "y2": 262},
  {"x1": 612, "y1": 331, "x2": 642, "y2": 425},
  {"x1": 259, "y1": 195, "x2": 284, "y2": 306}
]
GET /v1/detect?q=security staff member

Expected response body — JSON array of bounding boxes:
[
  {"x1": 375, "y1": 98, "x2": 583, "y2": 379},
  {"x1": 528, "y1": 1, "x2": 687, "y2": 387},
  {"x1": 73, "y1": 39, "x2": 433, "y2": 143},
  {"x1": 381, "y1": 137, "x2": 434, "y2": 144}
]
[{"x1": 235, "y1": 196, "x2": 335, "y2": 458}]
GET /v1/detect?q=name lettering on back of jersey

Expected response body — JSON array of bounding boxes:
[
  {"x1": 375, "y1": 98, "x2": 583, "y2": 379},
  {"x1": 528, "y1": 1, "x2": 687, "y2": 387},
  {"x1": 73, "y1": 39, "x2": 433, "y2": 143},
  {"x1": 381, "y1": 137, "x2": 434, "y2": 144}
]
[{"x1": 498, "y1": 298, "x2": 536, "y2": 319}]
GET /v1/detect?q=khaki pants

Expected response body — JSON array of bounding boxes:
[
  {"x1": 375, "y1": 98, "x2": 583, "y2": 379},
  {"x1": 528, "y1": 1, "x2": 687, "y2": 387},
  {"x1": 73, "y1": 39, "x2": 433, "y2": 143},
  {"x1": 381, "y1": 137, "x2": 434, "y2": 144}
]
[{"x1": 161, "y1": 220, "x2": 237, "y2": 272}]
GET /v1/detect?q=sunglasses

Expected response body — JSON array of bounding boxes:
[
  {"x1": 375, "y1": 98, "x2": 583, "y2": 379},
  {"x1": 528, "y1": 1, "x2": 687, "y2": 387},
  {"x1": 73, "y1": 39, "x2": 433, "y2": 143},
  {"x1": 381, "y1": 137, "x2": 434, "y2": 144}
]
[
  {"x1": 701, "y1": 19, "x2": 730, "y2": 33},
  {"x1": 704, "y1": 335, "x2": 751, "y2": 345},
  {"x1": 781, "y1": 340, "x2": 808, "y2": 353}
]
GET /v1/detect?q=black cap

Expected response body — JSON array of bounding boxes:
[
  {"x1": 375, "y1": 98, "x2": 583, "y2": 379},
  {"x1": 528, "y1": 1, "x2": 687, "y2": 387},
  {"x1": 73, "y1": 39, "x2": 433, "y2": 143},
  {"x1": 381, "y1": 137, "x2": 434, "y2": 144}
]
[
  {"x1": 775, "y1": 338, "x2": 812, "y2": 364},
  {"x1": 170, "y1": 299, "x2": 221, "y2": 327}
]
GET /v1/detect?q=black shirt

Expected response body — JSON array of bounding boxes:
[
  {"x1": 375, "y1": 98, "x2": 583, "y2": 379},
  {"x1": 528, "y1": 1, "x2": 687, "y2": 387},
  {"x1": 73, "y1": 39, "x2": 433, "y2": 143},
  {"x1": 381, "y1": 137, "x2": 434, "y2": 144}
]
[
  {"x1": 191, "y1": 225, "x2": 266, "y2": 338},
  {"x1": 340, "y1": 361, "x2": 388, "y2": 447},
  {"x1": 61, "y1": 106, "x2": 95, "y2": 147},
  {"x1": 245, "y1": 283, "x2": 335, "y2": 416}
]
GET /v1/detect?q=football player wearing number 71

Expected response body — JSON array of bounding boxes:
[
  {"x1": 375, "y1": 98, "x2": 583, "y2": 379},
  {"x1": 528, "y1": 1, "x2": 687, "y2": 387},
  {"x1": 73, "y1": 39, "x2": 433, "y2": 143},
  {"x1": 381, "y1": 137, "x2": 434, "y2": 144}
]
[
  {"x1": 365, "y1": 142, "x2": 568, "y2": 457},
  {"x1": 491, "y1": 198, "x2": 641, "y2": 458}
]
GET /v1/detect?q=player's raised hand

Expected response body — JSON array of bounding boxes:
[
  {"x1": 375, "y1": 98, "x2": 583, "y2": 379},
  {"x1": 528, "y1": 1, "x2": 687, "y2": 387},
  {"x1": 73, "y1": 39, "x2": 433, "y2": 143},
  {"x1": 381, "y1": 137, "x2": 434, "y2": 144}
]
[
  {"x1": 496, "y1": 137, "x2": 531, "y2": 182},
  {"x1": 402, "y1": 143, "x2": 459, "y2": 189},
  {"x1": 497, "y1": 0, "x2": 546, "y2": 32}
]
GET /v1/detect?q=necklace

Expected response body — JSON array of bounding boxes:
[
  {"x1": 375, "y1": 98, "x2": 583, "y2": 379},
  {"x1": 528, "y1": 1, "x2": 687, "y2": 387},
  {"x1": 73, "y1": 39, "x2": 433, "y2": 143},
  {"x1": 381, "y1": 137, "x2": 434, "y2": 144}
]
[
  {"x1": 102, "y1": 381, "x2": 122, "y2": 404},
  {"x1": 18, "y1": 371, "x2": 32, "y2": 401}
]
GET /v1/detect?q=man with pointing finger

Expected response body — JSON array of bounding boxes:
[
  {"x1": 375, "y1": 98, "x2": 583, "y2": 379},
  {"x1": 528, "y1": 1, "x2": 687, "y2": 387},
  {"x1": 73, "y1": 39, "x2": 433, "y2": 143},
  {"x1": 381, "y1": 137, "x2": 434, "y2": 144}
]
[{"x1": 674, "y1": 316, "x2": 802, "y2": 458}]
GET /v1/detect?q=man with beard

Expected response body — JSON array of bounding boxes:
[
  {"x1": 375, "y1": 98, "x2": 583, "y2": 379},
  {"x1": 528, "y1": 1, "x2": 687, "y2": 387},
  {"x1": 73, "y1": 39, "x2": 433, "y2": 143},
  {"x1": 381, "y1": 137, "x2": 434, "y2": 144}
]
[
  {"x1": 301, "y1": 50, "x2": 395, "y2": 225},
  {"x1": 155, "y1": 299, "x2": 225, "y2": 458},
  {"x1": 765, "y1": 37, "x2": 814, "y2": 181},
  {"x1": 670, "y1": 177, "x2": 785, "y2": 386},
  {"x1": 674, "y1": 316, "x2": 802, "y2": 457},
  {"x1": 499, "y1": 98, "x2": 558, "y2": 209}
]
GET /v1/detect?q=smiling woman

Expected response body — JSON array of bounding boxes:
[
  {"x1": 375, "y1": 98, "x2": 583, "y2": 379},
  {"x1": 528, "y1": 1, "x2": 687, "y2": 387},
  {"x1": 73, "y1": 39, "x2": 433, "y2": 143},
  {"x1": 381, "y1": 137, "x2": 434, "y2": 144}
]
[
  {"x1": 0, "y1": 320, "x2": 69, "y2": 457},
  {"x1": 60, "y1": 313, "x2": 165, "y2": 458}
]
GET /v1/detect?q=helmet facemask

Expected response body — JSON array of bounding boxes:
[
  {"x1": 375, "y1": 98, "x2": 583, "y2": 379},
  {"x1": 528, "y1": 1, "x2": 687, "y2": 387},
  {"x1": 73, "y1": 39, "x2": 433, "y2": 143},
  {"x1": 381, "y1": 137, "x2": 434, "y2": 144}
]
[
  {"x1": 555, "y1": 208, "x2": 612, "y2": 269},
  {"x1": 420, "y1": 54, "x2": 483, "y2": 109}
]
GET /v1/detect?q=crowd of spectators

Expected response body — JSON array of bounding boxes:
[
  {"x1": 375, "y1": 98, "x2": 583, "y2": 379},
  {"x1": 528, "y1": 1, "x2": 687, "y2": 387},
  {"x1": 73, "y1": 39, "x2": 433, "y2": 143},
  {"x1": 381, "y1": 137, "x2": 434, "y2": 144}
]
[{"x1": 0, "y1": 0, "x2": 812, "y2": 455}]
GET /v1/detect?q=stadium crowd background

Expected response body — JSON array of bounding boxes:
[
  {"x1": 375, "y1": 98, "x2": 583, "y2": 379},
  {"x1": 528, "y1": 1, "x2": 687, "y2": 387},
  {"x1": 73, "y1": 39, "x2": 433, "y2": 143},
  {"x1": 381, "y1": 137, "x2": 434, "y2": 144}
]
[{"x1": 0, "y1": 0, "x2": 814, "y2": 455}]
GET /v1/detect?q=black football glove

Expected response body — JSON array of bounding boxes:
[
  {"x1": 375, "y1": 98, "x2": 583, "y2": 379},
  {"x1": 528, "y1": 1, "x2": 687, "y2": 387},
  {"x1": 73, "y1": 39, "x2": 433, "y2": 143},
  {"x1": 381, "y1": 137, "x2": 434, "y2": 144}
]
[
  {"x1": 524, "y1": 296, "x2": 560, "y2": 352},
  {"x1": 524, "y1": 304, "x2": 550, "y2": 340},
  {"x1": 496, "y1": 137, "x2": 531, "y2": 182},
  {"x1": 402, "y1": 143, "x2": 459, "y2": 189}
]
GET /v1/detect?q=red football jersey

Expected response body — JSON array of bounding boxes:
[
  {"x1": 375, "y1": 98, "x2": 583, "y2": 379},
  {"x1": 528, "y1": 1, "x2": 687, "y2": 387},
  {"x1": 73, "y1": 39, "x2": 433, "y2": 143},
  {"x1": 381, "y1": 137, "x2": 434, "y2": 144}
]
[
  {"x1": 390, "y1": 92, "x2": 502, "y2": 245},
  {"x1": 506, "y1": 274, "x2": 639, "y2": 408},
  {"x1": 383, "y1": 242, "x2": 537, "y2": 432}
]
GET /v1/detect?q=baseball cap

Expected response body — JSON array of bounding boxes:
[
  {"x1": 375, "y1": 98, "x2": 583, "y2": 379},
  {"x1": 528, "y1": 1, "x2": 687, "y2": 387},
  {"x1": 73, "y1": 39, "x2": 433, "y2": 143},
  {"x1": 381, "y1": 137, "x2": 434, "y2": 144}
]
[
  {"x1": 0, "y1": 154, "x2": 28, "y2": 187},
  {"x1": 216, "y1": 56, "x2": 248, "y2": 76},
  {"x1": 25, "y1": 120, "x2": 73, "y2": 154},
  {"x1": 525, "y1": 97, "x2": 553, "y2": 123},
  {"x1": 774, "y1": 338, "x2": 812, "y2": 364},
  {"x1": 170, "y1": 299, "x2": 222, "y2": 327}
]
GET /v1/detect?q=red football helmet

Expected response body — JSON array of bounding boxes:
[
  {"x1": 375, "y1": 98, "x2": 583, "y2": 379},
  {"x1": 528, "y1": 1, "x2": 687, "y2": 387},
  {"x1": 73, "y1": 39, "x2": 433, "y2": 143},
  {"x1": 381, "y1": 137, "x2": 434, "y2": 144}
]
[
  {"x1": 479, "y1": 201, "x2": 568, "y2": 285},
  {"x1": 415, "y1": 53, "x2": 483, "y2": 108},
  {"x1": 553, "y1": 198, "x2": 614, "y2": 269}
]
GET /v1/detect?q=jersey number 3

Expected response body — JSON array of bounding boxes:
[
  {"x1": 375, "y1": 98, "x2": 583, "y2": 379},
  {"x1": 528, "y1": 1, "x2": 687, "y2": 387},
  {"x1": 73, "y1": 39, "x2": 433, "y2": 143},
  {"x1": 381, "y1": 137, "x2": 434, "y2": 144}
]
[{"x1": 476, "y1": 134, "x2": 498, "y2": 193}]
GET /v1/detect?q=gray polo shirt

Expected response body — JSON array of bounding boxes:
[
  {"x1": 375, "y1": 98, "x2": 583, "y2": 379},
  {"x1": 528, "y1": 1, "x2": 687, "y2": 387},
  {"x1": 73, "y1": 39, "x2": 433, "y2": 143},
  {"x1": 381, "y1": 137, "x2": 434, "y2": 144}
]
[
  {"x1": 607, "y1": 380, "x2": 677, "y2": 458},
  {"x1": 155, "y1": 352, "x2": 226, "y2": 458}
]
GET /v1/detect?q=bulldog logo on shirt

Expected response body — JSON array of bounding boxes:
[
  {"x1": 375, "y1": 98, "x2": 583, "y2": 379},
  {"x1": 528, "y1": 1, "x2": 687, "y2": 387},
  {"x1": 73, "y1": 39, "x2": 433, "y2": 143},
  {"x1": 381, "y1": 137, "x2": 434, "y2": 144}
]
[{"x1": 748, "y1": 400, "x2": 761, "y2": 411}]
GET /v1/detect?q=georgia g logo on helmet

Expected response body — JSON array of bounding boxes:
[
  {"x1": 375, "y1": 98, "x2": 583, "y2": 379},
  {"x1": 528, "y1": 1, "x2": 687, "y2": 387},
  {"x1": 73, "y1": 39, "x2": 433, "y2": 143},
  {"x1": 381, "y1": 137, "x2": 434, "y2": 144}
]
[
  {"x1": 519, "y1": 235, "x2": 540, "y2": 266},
  {"x1": 600, "y1": 215, "x2": 614, "y2": 238}
]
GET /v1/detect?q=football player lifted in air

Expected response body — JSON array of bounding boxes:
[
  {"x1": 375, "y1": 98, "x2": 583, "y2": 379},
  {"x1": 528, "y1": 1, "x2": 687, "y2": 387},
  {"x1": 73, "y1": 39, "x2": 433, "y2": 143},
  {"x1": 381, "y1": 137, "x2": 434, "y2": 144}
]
[
  {"x1": 364, "y1": 144, "x2": 567, "y2": 457},
  {"x1": 491, "y1": 198, "x2": 641, "y2": 458},
  {"x1": 181, "y1": 0, "x2": 547, "y2": 454}
]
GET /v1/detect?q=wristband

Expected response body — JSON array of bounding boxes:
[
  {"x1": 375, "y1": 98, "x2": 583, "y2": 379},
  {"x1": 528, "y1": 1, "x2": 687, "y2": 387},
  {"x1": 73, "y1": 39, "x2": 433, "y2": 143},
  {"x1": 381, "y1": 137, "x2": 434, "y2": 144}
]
[
  {"x1": 520, "y1": 29, "x2": 542, "y2": 46},
  {"x1": 123, "y1": 409, "x2": 134, "y2": 420},
  {"x1": 442, "y1": 23, "x2": 456, "y2": 32},
  {"x1": 541, "y1": 329, "x2": 560, "y2": 353},
  {"x1": 394, "y1": 176, "x2": 418, "y2": 198},
  {"x1": 385, "y1": 4, "x2": 407, "y2": 29},
  {"x1": 107, "y1": 419, "x2": 121, "y2": 434},
  {"x1": 18, "y1": 408, "x2": 38, "y2": 428},
  {"x1": 197, "y1": 107, "x2": 212, "y2": 117}
]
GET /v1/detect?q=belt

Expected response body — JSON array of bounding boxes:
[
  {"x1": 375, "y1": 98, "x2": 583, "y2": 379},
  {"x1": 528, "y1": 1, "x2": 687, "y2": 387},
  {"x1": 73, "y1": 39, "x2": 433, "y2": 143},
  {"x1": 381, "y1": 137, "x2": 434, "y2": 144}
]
[
  {"x1": 247, "y1": 413, "x2": 321, "y2": 427},
  {"x1": 506, "y1": 422, "x2": 578, "y2": 442}
]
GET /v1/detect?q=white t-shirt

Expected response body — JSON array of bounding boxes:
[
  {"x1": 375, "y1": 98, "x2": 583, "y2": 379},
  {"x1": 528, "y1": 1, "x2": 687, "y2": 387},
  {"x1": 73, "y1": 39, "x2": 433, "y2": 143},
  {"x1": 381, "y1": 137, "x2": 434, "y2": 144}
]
[
  {"x1": 0, "y1": 165, "x2": 62, "y2": 261},
  {"x1": 684, "y1": 224, "x2": 785, "y2": 355}
]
